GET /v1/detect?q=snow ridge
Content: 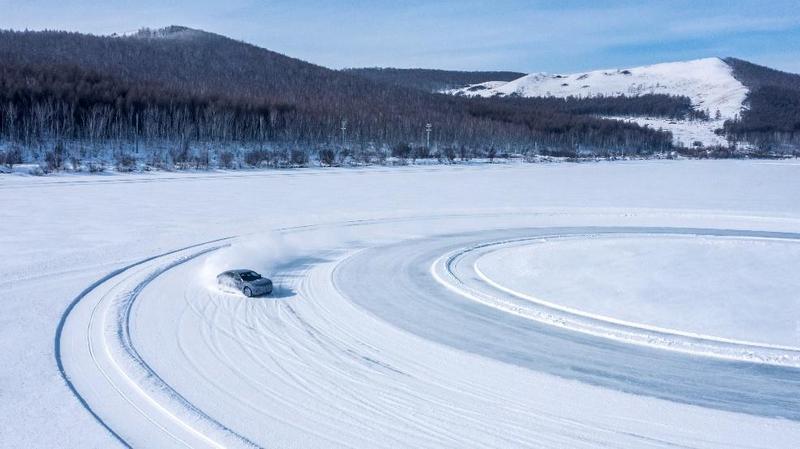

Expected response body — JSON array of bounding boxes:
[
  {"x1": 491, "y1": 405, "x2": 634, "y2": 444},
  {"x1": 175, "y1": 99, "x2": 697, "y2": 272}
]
[
  {"x1": 446, "y1": 58, "x2": 751, "y2": 147},
  {"x1": 447, "y1": 58, "x2": 748, "y2": 120}
]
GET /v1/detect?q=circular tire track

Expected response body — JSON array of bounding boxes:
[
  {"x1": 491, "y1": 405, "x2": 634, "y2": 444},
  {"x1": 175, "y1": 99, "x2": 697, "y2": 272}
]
[
  {"x1": 333, "y1": 226, "x2": 800, "y2": 420},
  {"x1": 58, "y1": 217, "x2": 800, "y2": 448}
]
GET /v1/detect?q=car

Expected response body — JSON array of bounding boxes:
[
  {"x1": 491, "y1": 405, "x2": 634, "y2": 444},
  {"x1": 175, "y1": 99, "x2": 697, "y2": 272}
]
[{"x1": 216, "y1": 269, "x2": 273, "y2": 297}]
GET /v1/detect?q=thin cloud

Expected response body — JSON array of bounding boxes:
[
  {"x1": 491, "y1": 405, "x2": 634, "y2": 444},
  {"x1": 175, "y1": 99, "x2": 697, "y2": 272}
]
[{"x1": 0, "y1": 0, "x2": 798, "y2": 73}]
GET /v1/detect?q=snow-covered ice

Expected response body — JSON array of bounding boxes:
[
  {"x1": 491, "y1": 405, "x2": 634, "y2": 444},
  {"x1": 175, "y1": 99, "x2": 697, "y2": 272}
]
[
  {"x1": 476, "y1": 233, "x2": 800, "y2": 347},
  {"x1": 2, "y1": 160, "x2": 800, "y2": 448}
]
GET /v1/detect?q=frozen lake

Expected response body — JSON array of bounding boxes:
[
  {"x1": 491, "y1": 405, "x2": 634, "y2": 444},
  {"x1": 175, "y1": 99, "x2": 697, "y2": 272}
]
[{"x1": 3, "y1": 160, "x2": 800, "y2": 448}]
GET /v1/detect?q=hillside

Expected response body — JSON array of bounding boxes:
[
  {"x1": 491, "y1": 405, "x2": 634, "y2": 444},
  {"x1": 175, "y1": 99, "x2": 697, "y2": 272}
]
[
  {"x1": 343, "y1": 68, "x2": 525, "y2": 92},
  {"x1": 0, "y1": 26, "x2": 412, "y2": 107},
  {"x1": 0, "y1": 26, "x2": 678, "y2": 170},
  {"x1": 447, "y1": 58, "x2": 747, "y2": 119},
  {"x1": 725, "y1": 58, "x2": 800, "y2": 92},
  {"x1": 722, "y1": 58, "x2": 800, "y2": 150},
  {"x1": 447, "y1": 57, "x2": 800, "y2": 152}
]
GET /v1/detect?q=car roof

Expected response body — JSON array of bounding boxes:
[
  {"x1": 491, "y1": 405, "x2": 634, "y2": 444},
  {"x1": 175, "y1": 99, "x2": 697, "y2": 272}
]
[{"x1": 228, "y1": 269, "x2": 257, "y2": 274}]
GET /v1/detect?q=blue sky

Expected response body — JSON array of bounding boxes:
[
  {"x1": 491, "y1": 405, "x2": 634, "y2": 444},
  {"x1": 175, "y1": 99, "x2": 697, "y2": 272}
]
[{"x1": 2, "y1": 0, "x2": 799, "y2": 73}]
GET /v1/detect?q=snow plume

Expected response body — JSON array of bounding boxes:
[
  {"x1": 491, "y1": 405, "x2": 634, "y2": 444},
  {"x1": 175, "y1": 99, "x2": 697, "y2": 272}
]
[
  {"x1": 199, "y1": 232, "x2": 299, "y2": 290},
  {"x1": 197, "y1": 228, "x2": 361, "y2": 292}
]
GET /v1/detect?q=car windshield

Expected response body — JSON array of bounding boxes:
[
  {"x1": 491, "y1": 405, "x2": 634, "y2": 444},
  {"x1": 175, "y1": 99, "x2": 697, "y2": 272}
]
[{"x1": 239, "y1": 271, "x2": 261, "y2": 281}]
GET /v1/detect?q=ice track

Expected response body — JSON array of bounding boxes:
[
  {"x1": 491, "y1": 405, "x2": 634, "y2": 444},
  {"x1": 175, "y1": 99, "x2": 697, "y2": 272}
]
[
  {"x1": 340, "y1": 227, "x2": 800, "y2": 416},
  {"x1": 59, "y1": 215, "x2": 800, "y2": 448}
]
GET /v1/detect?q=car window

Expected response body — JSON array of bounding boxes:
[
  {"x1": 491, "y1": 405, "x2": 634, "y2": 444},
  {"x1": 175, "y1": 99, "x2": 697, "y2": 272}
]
[{"x1": 240, "y1": 271, "x2": 261, "y2": 281}]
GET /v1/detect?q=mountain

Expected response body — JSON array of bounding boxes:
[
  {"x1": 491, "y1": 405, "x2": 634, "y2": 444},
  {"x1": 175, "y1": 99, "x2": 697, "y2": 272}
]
[
  {"x1": 446, "y1": 57, "x2": 800, "y2": 151},
  {"x1": 342, "y1": 68, "x2": 525, "y2": 92},
  {"x1": 0, "y1": 26, "x2": 678, "y2": 168},
  {"x1": 447, "y1": 58, "x2": 747, "y2": 120},
  {"x1": 0, "y1": 26, "x2": 388, "y2": 103},
  {"x1": 1, "y1": 27, "x2": 796, "y2": 168}
]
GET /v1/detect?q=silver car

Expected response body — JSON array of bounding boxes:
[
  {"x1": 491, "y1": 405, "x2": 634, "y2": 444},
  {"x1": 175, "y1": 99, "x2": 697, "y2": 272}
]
[{"x1": 216, "y1": 269, "x2": 273, "y2": 297}]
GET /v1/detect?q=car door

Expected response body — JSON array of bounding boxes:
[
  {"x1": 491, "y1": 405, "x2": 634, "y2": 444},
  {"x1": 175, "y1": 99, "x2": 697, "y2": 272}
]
[{"x1": 231, "y1": 273, "x2": 244, "y2": 289}]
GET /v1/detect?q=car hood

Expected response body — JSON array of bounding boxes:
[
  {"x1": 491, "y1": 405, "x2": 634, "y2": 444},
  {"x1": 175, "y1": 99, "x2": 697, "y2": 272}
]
[{"x1": 250, "y1": 278, "x2": 272, "y2": 286}]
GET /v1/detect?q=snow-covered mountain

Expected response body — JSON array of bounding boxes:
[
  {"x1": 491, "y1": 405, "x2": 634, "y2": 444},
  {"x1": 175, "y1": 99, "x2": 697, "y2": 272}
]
[
  {"x1": 448, "y1": 58, "x2": 747, "y2": 119},
  {"x1": 447, "y1": 58, "x2": 751, "y2": 147},
  {"x1": 121, "y1": 25, "x2": 209, "y2": 40}
]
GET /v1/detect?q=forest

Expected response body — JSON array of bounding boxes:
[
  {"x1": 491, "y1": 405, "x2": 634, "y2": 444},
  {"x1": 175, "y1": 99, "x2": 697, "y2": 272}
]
[
  {"x1": 723, "y1": 58, "x2": 800, "y2": 150},
  {"x1": 0, "y1": 28, "x2": 688, "y2": 170},
  {"x1": 0, "y1": 28, "x2": 740, "y2": 171},
  {"x1": 0, "y1": 61, "x2": 675, "y2": 166},
  {"x1": 486, "y1": 95, "x2": 705, "y2": 120},
  {"x1": 341, "y1": 68, "x2": 525, "y2": 92}
]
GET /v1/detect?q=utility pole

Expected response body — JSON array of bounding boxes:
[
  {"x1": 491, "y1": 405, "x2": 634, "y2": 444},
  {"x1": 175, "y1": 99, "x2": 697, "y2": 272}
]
[
  {"x1": 341, "y1": 119, "x2": 347, "y2": 148},
  {"x1": 135, "y1": 113, "x2": 139, "y2": 154},
  {"x1": 260, "y1": 116, "x2": 266, "y2": 150},
  {"x1": 425, "y1": 123, "x2": 432, "y2": 149}
]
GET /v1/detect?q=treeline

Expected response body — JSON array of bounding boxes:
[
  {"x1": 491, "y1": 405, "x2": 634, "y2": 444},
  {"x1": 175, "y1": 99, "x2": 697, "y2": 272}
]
[
  {"x1": 466, "y1": 97, "x2": 673, "y2": 153},
  {"x1": 0, "y1": 61, "x2": 674, "y2": 157},
  {"x1": 343, "y1": 67, "x2": 526, "y2": 92},
  {"x1": 723, "y1": 86, "x2": 800, "y2": 151},
  {"x1": 494, "y1": 94, "x2": 705, "y2": 120},
  {"x1": 0, "y1": 64, "x2": 297, "y2": 144}
]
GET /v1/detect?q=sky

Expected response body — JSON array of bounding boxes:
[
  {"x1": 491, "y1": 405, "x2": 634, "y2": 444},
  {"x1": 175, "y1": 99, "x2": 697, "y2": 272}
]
[{"x1": 2, "y1": 0, "x2": 799, "y2": 74}]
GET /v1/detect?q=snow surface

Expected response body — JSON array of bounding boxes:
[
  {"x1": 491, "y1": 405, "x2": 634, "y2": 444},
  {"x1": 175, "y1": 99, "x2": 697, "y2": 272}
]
[
  {"x1": 476, "y1": 234, "x2": 800, "y2": 347},
  {"x1": 3, "y1": 161, "x2": 800, "y2": 448},
  {"x1": 446, "y1": 58, "x2": 749, "y2": 146}
]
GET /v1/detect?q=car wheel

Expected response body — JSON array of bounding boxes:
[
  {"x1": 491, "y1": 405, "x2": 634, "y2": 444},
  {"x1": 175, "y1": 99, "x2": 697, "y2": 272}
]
[{"x1": 243, "y1": 287, "x2": 253, "y2": 297}]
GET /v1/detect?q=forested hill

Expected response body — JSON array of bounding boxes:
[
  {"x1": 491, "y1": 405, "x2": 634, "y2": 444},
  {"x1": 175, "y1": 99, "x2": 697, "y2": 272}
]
[
  {"x1": 0, "y1": 26, "x2": 394, "y2": 104},
  {"x1": 725, "y1": 58, "x2": 800, "y2": 92},
  {"x1": 343, "y1": 68, "x2": 525, "y2": 92},
  {"x1": 0, "y1": 27, "x2": 681, "y2": 169},
  {"x1": 723, "y1": 58, "x2": 800, "y2": 149}
]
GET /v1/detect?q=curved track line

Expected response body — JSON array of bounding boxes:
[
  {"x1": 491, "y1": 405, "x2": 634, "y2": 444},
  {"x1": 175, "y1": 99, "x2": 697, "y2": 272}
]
[
  {"x1": 55, "y1": 237, "x2": 264, "y2": 448},
  {"x1": 434, "y1": 229, "x2": 800, "y2": 367},
  {"x1": 87, "y1": 264, "x2": 198, "y2": 449},
  {"x1": 333, "y1": 225, "x2": 800, "y2": 420},
  {"x1": 55, "y1": 212, "x2": 490, "y2": 446},
  {"x1": 57, "y1": 217, "x2": 800, "y2": 445},
  {"x1": 91, "y1": 245, "x2": 255, "y2": 448}
]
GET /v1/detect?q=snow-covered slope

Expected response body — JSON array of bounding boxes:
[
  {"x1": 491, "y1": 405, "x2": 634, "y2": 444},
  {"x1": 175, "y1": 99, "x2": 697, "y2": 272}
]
[
  {"x1": 448, "y1": 58, "x2": 747, "y2": 119},
  {"x1": 123, "y1": 25, "x2": 208, "y2": 40},
  {"x1": 447, "y1": 58, "x2": 750, "y2": 147},
  {"x1": 456, "y1": 80, "x2": 511, "y2": 94}
]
